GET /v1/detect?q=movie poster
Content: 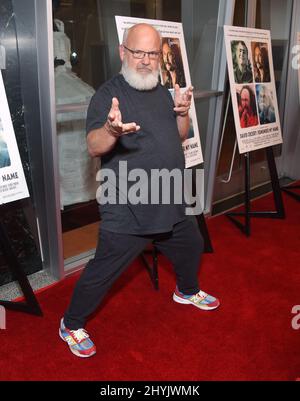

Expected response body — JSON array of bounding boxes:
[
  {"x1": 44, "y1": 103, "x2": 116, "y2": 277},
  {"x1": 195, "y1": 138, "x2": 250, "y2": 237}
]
[
  {"x1": 0, "y1": 71, "x2": 29, "y2": 204},
  {"x1": 115, "y1": 16, "x2": 203, "y2": 168},
  {"x1": 224, "y1": 26, "x2": 283, "y2": 154}
]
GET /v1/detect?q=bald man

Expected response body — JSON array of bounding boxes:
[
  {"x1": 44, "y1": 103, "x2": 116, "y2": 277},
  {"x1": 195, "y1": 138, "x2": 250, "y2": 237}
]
[
  {"x1": 59, "y1": 23, "x2": 220, "y2": 358},
  {"x1": 238, "y1": 86, "x2": 259, "y2": 128}
]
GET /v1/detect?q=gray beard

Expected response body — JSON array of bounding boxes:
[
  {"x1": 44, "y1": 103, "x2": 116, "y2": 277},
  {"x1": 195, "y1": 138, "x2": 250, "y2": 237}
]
[{"x1": 121, "y1": 60, "x2": 159, "y2": 91}]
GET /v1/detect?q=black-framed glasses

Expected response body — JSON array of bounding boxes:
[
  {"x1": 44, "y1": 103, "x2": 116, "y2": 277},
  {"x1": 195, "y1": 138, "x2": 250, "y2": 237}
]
[{"x1": 123, "y1": 45, "x2": 161, "y2": 60}]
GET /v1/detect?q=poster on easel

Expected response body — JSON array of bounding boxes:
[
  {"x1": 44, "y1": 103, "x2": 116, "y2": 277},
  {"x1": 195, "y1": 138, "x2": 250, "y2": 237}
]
[
  {"x1": 0, "y1": 71, "x2": 29, "y2": 204},
  {"x1": 224, "y1": 25, "x2": 283, "y2": 154},
  {"x1": 115, "y1": 15, "x2": 203, "y2": 168}
]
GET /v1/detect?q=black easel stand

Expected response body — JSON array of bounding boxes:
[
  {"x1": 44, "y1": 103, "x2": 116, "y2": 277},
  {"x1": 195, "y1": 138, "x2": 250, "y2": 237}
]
[
  {"x1": 281, "y1": 185, "x2": 300, "y2": 202},
  {"x1": 140, "y1": 246, "x2": 159, "y2": 290},
  {"x1": 0, "y1": 219, "x2": 43, "y2": 316},
  {"x1": 226, "y1": 146, "x2": 285, "y2": 236},
  {"x1": 140, "y1": 166, "x2": 213, "y2": 289},
  {"x1": 196, "y1": 213, "x2": 213, "y2": 253},
  {"x1": 191, "y1": 166, "x2": 213, "y2": 253}
]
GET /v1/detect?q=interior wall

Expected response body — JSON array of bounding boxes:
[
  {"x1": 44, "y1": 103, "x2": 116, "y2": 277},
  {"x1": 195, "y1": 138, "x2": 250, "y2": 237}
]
[{"x1": 278, "y1": 0, "x2": 300, "y2": 179}]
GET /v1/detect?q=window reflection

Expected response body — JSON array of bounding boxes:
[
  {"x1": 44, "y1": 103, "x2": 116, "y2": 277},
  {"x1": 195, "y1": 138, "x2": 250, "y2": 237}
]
[{"x1": 53, "y1": 16, "x2": 98, "y2": 211}]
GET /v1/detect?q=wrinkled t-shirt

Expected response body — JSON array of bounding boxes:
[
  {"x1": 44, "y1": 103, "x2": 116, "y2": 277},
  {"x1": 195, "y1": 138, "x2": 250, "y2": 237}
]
[{"x1": 86, "y1": 73, "x2": 187, "y2": 235}]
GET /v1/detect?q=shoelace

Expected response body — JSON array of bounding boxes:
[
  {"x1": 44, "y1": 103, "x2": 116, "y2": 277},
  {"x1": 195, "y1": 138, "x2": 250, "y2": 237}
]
[
  {"x1": 191, "y1": 291, "x2": 208, "y2": 303},
  {"x1": 70, "y1": 328, "x2": 89, "y2": 343}
]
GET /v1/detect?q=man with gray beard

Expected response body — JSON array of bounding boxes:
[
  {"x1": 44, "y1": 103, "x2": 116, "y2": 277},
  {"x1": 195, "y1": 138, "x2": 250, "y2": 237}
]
[{"x1": 59, "y1": 23, "x2": 220, "y2": 358}]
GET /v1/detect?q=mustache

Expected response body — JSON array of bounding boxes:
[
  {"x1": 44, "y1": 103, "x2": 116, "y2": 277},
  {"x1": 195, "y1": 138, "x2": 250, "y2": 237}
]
[
  {"x1": 137, "y1": 67, "x2": 152, "y2": 72},
  {"x1": 121, "y1": 60, "x2": 159, "y2": 91}
]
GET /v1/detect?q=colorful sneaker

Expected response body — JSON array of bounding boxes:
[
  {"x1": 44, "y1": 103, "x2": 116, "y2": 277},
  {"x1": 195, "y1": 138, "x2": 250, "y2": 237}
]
[
  {"x1": 173, "y1": 288, "x2": 220, "y2": 310},
  {"x1": 59, "y1": 318, "x2": 96, "y2": 358}
]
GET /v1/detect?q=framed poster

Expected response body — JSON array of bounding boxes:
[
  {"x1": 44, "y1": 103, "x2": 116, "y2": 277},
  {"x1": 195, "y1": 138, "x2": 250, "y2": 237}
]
[
  {"x1": 0, "y1": 71, "x2": 29, "y2": 204},
  {"x1": 115, "y1": 16, "x2": 203, "y2": 168},
  {"x1": 224, "y1": 25, "x2": 283, "y2": 154}
]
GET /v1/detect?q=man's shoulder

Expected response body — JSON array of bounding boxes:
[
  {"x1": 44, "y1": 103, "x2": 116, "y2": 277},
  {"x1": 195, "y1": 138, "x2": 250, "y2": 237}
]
[
  {"x1": 94, "y1": 74, "x2": 124, "y2": 96},
  {"x1": 158, "y1": 82, "x2": 173, "y2": 97}
]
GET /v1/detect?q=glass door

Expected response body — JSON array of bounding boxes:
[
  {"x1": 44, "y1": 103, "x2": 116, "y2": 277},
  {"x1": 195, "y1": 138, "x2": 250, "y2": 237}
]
[{"x1": 53, "y1": 0, "x2": 101, "y2": 271}]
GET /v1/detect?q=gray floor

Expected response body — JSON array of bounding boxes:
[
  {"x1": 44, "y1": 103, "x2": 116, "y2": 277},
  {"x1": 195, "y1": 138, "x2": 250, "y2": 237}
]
[{"x1": 0, "y1": 270, "x2": 58, "y2": 301}]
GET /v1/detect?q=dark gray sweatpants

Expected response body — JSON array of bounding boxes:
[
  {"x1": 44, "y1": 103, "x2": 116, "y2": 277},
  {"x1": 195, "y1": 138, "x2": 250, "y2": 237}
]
[{"x1": 64, "y1": 217, "x2": 203, "y2": 330}]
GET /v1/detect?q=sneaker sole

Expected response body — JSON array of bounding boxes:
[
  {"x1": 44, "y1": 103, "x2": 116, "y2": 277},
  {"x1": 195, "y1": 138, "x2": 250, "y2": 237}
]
[
  {"x1": 173, "y1": 293, "x2": 220, "y2": 311},
  {"x1": 59, "y1": 329, "x2": 96, "y2": 358}
]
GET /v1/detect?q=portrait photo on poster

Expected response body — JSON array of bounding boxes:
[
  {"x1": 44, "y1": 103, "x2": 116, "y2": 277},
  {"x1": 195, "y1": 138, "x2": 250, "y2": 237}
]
[
  {"x1": 251, "y1": 42, "x2": 271, "y2": 83},
  {"x1": 236, "y1": 84, "x2": 259, "y2": 128},
  {"x1": 231, "y1": 40, "x2": 253, "y2": 84},
  {"x1": 160, "y1": 37, "x2": 186, "y2": 89},
  {"x1": 0, "y1": 117, "x2": 11, "y2": 169},
  {"x1": 256, "y1": 84, "x2": 276, "y2": 125}
]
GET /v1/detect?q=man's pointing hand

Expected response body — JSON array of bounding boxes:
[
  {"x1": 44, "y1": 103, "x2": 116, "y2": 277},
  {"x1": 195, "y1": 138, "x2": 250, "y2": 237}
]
[{"x1": 105, "y1": 97, "x2": 141, "y2": 137}]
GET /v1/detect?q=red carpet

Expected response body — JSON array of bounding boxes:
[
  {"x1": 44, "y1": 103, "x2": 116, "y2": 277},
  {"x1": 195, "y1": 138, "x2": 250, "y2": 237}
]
[{"x1": 1, "y1": 191, "x2": 300, "y2": 381}]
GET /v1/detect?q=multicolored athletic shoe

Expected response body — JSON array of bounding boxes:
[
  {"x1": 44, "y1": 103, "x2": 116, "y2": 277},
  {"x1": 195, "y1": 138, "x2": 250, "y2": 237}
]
[
  {"x1": 173, "y1": 288, "x2": 220, "y2": 310},
  {"x1": 59, "y1": 318, "x2": 96, "y2": 358}
]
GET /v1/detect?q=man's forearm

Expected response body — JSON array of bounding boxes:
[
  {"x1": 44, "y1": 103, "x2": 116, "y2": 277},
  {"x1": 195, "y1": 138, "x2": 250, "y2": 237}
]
[
  {"x1": 176, "y1": 114, "x2": 190, "y2": 142},
  {"x1": 87, "y1": 124, "x2": 118, "y2": 157}
]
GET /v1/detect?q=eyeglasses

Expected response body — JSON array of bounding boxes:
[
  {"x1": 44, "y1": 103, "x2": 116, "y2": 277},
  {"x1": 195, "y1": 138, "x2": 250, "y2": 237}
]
[{"x1": 123, "y1": 45, "x2": 161, "y2": 60}]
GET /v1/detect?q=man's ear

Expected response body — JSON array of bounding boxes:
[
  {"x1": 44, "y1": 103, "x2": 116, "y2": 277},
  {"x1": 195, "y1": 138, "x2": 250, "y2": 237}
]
[{"x1": 119, "y1": 45, "x2": 125, "y2": 62}]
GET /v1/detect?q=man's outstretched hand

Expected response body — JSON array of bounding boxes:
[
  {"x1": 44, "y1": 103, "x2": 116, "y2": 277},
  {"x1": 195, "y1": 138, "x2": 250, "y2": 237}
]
[
  {"x1": 105, "y1": 97, "x2": 140, "y2": 137},
  {"x1": 173, "y1": 84, "x2": 193, "y2": 117}
]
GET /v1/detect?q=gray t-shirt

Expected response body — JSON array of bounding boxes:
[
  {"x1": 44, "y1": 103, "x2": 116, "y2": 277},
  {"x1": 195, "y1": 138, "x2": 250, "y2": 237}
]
[{"x1": 86, "y1": 73, "x2": 186, "y2": 234}]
